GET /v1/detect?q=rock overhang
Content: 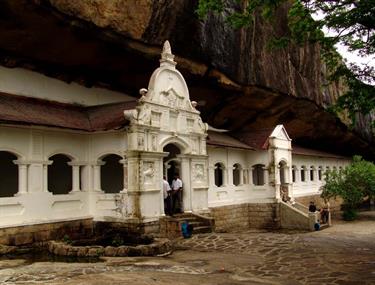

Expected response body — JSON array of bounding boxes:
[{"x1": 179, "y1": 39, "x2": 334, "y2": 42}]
[{"x1": 0, "y1": 0, "x2": 373, "y2": 159}]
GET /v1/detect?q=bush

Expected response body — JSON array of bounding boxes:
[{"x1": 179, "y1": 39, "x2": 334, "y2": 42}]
[
  {"x1": 321, "y1": 156, "x2": 375, "y2": 220},
  {"x1": 342, "y1": 207, "x2": 358, "y2": 221}
]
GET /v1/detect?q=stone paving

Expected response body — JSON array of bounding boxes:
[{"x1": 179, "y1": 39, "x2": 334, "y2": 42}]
[{"x1": 0, "y1": 213, "x2": 375, "y2": 284}]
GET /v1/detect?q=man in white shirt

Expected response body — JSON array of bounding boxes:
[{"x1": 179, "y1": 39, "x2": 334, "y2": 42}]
[
  {"x1": 171, "y1": 174, "x2": 183, "y2": 214},
  {"x1": 163, "y1": 176, "x2": 172, "y2": 215}
]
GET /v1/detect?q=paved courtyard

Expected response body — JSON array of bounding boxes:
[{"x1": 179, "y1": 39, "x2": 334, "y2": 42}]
[{"x1": 0, "y1": 212, "x2": 375, "y2": 285}]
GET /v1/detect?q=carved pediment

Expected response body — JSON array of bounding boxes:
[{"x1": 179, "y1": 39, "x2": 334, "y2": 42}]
[{"x1": 161, "y1": 87, "x2": 185, "y2": 108}]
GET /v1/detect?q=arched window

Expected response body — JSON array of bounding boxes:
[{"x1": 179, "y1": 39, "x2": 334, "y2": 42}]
[
  {"x1": 101, "y1": 154, "x2": 123, "y2": 193},
  {"x1": 214, "y1": 163, "x2": 224, "y2": 187},
  {"x1": 300, "y1": 166, "x2": 306, "y2": 182},
  {"x1": 292, "y1": 165, "x2": 296, "y2": 183},
  {"x1": 233, "y1": 163, "x2": 242, "y2": 186},
  {"x1": 252, "y1": 164, "x2": 265, "y2": 186},
  {"x1": 0, "y1": 151, "x2": 18, "y2": 197},
  {"x1": 318, "y1": 166, "x2": 323, "y2": 181},
  {"x1": 48, "y1": 154, "x2": 72, "y2": 195},
  {"x1": 310, "y1": 166, "x2": 315, "y2": 181}
]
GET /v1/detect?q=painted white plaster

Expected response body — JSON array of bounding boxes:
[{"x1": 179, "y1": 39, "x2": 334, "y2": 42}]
[{"x1": 0, "y1": 42, "x2": 351, "y2": 229}]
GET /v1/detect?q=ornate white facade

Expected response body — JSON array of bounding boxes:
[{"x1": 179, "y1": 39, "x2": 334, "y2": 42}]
[{"x1": 0, "y1": 41, "x2": 350, "y2": 229}]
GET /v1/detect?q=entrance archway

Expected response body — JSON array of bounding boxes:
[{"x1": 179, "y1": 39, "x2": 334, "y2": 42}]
[
  {"x1": 163, "y1": 144, "x2": 181, "y2": 184},
  {"x1": 163, "y1": 143, "x2": 183, "y2": 214}
]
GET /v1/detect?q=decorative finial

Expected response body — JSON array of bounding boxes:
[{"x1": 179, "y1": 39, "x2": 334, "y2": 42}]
[
  {"x1": 163, "y1": 40, "x2": 172, "y2": 55},
  {"x1": 160, "y1": 40, "x2": 176, "y2": 67}
]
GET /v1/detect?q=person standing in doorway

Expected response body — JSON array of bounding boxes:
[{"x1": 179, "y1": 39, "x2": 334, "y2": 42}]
[
  {"x1": 171, "y1": 174, "x2": 183, "y2": 214},
  {"x1": 163, "y1": 176, "x2": 172, "y2": 215}
]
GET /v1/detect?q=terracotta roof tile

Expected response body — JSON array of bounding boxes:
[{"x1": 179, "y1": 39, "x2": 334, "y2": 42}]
[
  {"x1": 292, "y1": 145, "x2": 349, "y2": 159},
  {"x1": 207, "y1": 131, "x2": 255, "y2": 150},
  {"x1": 0, "y1": 93, "x2": 136, "y2": 131},
  {"x1": 232, "y1": 128, "x2": 273, "y2": 150}
]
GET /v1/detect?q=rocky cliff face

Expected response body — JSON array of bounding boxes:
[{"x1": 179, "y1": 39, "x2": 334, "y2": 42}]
[{"x1": 0, "y1": 0, "x2": 373, "y2": 158}]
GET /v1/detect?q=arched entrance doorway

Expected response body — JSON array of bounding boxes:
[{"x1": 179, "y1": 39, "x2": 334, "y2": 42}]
[
  {"x1": 163, "y1": 144, "x2": 183, "y2": 214},
  {"x1": 163, "y1": 144, "x2": 181, "y2": 184}
]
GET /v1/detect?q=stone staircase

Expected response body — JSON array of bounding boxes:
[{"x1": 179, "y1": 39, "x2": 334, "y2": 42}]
[
  {"x1": 292, "y1": 201, "x2": 331, "y2": 230},
  {"x1": 159, "y1": 212, "x2": 215, "y2": 239},
  {"x1": 173, "y1": 213, "x2": 215, "y2": 234},
  {"x1": 280, "y1": 201, "x2": 330, "y2": 231}
]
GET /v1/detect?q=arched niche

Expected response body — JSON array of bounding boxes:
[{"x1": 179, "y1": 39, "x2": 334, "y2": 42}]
[
  {"x1": 163, "y1": 144, "x2": 182, "y2": 184},
  {"x1": 100, "y1": 154, "x2": 124, "y2": 193},
  {"x1": 48, "y1": 154, "x2": 72, "y2": 195},
  {"x1": 214, "y1": 162, "x2": 225, "y2": 187},
  {"x1": 233, "y1": 163, "x2": 242, "y2": 186},
  {"x1": 0, "y1": 151, "x2": 19, "y2": 197}
]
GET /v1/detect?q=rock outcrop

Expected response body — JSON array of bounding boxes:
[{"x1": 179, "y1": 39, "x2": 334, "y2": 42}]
[{"x1": 0, "y1": 0, "x2": 373, "y2": 158}]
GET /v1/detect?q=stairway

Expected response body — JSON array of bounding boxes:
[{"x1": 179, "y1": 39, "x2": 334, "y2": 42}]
[
  {"x1": 160, "y1": 212, "x2": 215, "y2": 239},
  {"x1": 280, "y1": 202, "x2": 330, "y2": 231},
  {"x1": 173, "y1": 213, "x2": 215, "y2": 234}
]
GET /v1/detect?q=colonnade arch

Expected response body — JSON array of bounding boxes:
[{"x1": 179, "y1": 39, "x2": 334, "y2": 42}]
[
  {"x1": 0, "y1": 151, "x2": 19, "y2": 197},
  {"x1": 100, "y1": 154, "x2": 124, "y2": 193},
  {"x1": 48, "y1": 154, "x2": 73, "y2": 195},
  {"x1": 163, "y1": 143, "x2": 181, "y2": 185}
]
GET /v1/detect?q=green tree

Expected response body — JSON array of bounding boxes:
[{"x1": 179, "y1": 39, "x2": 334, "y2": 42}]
[
  {"x1": 197, "y1": 0, "x2": 375, "y2": 126},
  {"x1": 321, "y1": 156, "x2": 375, "y2": 220}
]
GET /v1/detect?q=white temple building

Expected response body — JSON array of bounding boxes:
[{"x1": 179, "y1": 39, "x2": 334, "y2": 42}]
[{"x1": 0, "y1": 42, "x2": 350, "y2": 242}]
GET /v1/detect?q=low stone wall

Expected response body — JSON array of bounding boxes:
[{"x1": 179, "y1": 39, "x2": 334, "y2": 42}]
[
  {"x1": 210, "y1": 203, "x2": 279, "y2": 232},
  {"x1": 279, "y1": 201, "x2": 311, "y2": 230},
  {"x1": 159, "y1": 217, "x2": 181, "y2": 239},
  {"x1": 47, "y1": 238, "x2": 172, "y2": 257},
  {"x1": 0, "y1": 218, "x2": 93, "y2": 246},
  {"x1": 94, "y1": 220, "x2": 160, "y2": 236},
  {"x1": 249, "y1": 203, "x2": 280, "y2": 229},
  {"x1": 295, "y1": 195, "x2": 343, "y2": 218}
]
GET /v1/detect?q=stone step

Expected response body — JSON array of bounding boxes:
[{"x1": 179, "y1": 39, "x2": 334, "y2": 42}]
[
  {"x1": 192, "y1": 225, "x2": 212, "y2": 234},
  {"x1": 319, "y1": 223, "x2": 329, "y2": 230}
]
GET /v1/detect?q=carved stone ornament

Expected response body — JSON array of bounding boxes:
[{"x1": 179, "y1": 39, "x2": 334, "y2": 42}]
[
  {"x1": 193, "y1": 164, "x2": 205, "y2": 181},
  {"x1": 161, "y1": 87, "x2": 184, "y2": 108},
  {"x1": 143, "y1": 162, "x2": 155, "y2": 184}
]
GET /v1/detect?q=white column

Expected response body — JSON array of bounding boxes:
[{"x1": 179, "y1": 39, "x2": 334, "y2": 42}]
[
  {"x1": 239, "y1": 168, "x2": 244, "y2": 185},
  {"x1": 208, "y1": 165, "x2": 215, "y2": 188},
  {"x1": 93, "y1": 161, "x2": 105, "y2": 192},
  {"x1": 227, "y1": 166, "x2": 234, "y2": 186},
  {"x1": 179, "y1": 155, "x2": 192, "y2": 212},
  {"x1": 80, "y1": 164, "x2": 91, "y2": 192},
  {"x1": 119, "y1": 158, "x2": 128, "y2": 192},
  {"x1": 249, "y1": 167, "x2": 254, "y2": 185},
  {"x1": 264, "y1": 167, "x2": 269, "y2": 185},
  {"x1": 67, "y1": 162, "x2": 82, "y2": 192},
  {"x1": 14, "y1": 162, "x2": 28, "y2": 195},
  {"x1": 72, "y1": 165, "x2": 80, "y2": 192},
  {"x1": 43, "y1": 163, "x2": 48, "y2": 192}
]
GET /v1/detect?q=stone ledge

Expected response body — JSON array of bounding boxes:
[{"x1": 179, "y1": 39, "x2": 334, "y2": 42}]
[{"x1": 47, "y1": 238, "x2": 172, "y2": 257}]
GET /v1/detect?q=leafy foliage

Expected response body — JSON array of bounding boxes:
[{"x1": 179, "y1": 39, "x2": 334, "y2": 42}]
[
  {"x1": 197, "y1": 0, "x2": 375, "y2": 125},
  {"x1": 321, "y1": 156, "x2": 375, "y2": 219}
]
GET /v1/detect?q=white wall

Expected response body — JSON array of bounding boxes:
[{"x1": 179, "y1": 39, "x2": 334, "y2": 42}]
[
  {"x1": 0, "y1": 66, "x2": 133, "y2": 106},
  {"x1": 207, "y1": 146, "x2": 274, "y2": 207},
  {"x1": 0, "y1": 125, "x2": 128, "y2": 227},
  {"x1": 291, "y1": 154, "x2": 351, "y2": 197}
]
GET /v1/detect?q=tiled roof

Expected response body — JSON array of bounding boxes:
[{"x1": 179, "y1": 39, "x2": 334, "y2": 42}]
[
  {"x1": 207, "y1": 130, "x2": 255, "y2": 150},
  {"x1": 292, "y1": 145, "x2": 349, "y2": 159},
  {"x1": 232, "y1": 128, "x2": 273, "y2": 150},
  {"x1": 0, "y1": 93, "x2": 136, "y2": 131}
]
